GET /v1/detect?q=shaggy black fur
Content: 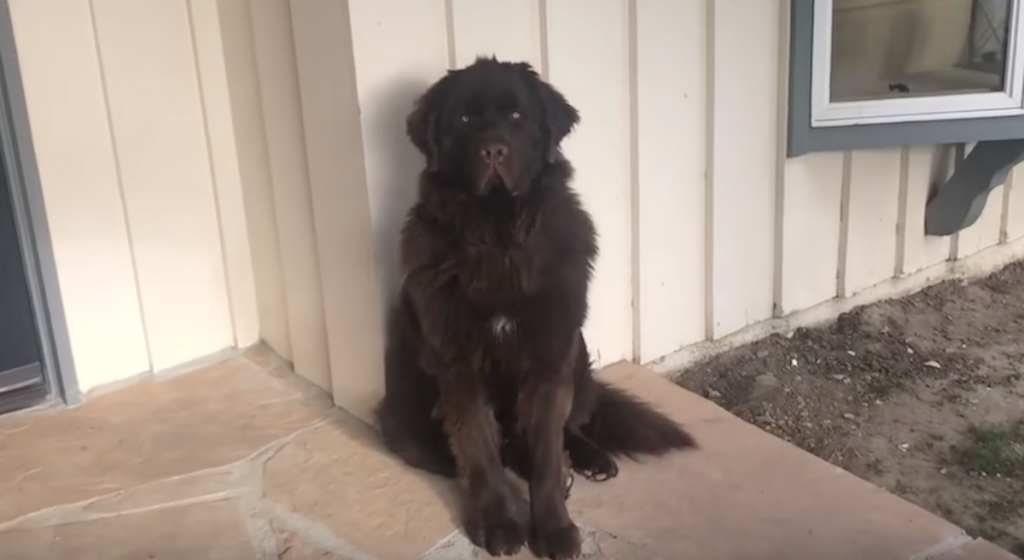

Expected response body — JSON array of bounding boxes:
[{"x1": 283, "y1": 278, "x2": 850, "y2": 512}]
[{"x1": 375, "y1": 57, "x2": 696, "y2": 559}]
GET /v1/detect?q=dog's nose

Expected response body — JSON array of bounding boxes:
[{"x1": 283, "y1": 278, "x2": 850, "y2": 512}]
[{"x1": 480, "y1": 143, "x2": 509, "y2": 164}]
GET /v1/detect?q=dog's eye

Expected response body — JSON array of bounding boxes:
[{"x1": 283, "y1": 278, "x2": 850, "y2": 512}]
[
  {"x1": 459, "y1": 115, "x2": 470, "y2": 124},
  {"x1": 509, "y1": 111, "x2": 521, "y2": 122}
]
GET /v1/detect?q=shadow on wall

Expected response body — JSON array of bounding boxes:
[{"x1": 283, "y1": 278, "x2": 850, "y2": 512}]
[
  {"x1": 367, "y1": 78, "x2": 431, "y2": 309},
  {"x1": 930, "y1": 143, "x2": 954, "y2": 196}
]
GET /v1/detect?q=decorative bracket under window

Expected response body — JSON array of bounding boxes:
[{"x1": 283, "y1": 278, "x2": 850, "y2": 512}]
[{"x1": 925, "y1": 139, "x2": 1024, "y2": 236}]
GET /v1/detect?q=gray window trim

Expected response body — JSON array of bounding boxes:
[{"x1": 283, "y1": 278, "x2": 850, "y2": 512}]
[
  {"x1": 0, "y1": 0, "x2": 81, "y2": 405},
  {"x1": 787, "y1": 0, "x2": 1024, "y2": 158}
]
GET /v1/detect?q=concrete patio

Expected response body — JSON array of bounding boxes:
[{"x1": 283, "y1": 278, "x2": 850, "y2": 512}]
[{"x1": 0, "y1": 346, "x2": 1017, "y2": 560}]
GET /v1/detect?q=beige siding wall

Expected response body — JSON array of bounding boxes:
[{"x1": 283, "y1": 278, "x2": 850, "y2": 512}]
[
  {"x1": 10, "y1": 0, "x2": 382, "y2": 417},
  {"x1": 214, "y1": 0, "x2": 385, "y2": 416},
  {"x1": 10, "y1": 0, "x2": 248, "y2": 392},
  {"x1": 290, "y1": 0, "x2": 383, "y2": 420},
  {"x1": 342, "y1": 0, "x2": 1024, "y2": 369},
  {"x1": 644, "y1": 0, "x2": 1023, "y2": 363},
  {"x1": 635, "y1": 0, "x2": 707, "y2": 361},
  {"x1": 9, "y1": 0, "x2": 1024, "y2": 415},
  {"x1": 10, "y1": 0, "x2": 150, "y2": 392}
]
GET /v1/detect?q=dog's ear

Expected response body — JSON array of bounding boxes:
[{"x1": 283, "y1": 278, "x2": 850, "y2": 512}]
[
  {"x1": 406, "y1": 80, "x2": 447, "y2": 171},
  {"x1": 517, "y1": 63, "x2": 580, "y2": 162}
]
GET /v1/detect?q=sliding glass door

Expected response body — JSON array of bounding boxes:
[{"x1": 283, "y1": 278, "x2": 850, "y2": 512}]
[{"x1": 0, "y1": 153, "x2": 45, "y2": 414}]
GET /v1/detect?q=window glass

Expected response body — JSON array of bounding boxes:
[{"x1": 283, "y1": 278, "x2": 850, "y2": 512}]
[{"x1": 830, "y1": 0, "x2": 1012, "y2": 102}]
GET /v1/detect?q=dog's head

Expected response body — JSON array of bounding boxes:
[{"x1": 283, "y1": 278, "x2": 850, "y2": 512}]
[{"x1": 406, "y1": 58, "x2": 579, "y2": 196}]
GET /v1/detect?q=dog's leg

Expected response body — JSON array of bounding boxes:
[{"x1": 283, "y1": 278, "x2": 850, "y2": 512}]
[
  {"x1": 436, "y1": 374, "x2": 528, "y2": 557},
  {"x1": 519, "y1": 373, "x2": 582, "y2": 559},
  {"x1": 502, "y1": 439, "x2": 575, "y2": 499}
]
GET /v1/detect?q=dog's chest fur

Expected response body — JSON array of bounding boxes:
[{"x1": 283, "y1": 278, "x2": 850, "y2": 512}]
[{"x1": 456, "y1": 198, "x2": 542, "y2": 338}]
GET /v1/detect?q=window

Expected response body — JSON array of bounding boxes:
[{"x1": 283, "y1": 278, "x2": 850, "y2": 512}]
[
  {"x1": 814, "y1": 0, "x2": 1023, "y2": 126},
  {"x1": 788, "y1": 0, "x2": 1024, "y2": 156}
]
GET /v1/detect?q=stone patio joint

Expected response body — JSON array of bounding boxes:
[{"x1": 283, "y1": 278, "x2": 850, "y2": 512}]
[
  {"x1": 256, "y1": 498, "x2": 380, "y2": 560},
  {"x1": 908, "y1": 531, "x2": 974, "y2": 560}
]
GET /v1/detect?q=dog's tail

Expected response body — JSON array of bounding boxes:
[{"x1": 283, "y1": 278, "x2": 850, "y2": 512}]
[{"x1": 581, "y1": 381, "x2": 697, "y2": 458}]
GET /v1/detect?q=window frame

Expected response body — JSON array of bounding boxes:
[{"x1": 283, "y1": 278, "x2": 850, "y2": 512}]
[
  {"x1": 788, "y1": 0, "x2": 1024, "y2": 157},
  {"x1": 810, "y1": 0, "x2": 1024, "y2": 127}
]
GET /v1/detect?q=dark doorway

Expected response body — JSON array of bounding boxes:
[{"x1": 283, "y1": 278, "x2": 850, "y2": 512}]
[{"x1": 0, "y1": 152, "x2": 46, "y2": 414}]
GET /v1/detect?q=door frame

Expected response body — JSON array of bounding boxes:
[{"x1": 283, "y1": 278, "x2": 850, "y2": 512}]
[{"x1": 0, "y1": 0, "x2": 79, "y2": 406}]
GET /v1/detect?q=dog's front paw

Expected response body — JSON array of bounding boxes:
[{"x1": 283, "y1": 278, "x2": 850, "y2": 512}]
[
  {"x1": 530, "y1": 522, "x2": 582, "y2": 560},
  {"x1": 464, "y1": 488, "x2": 530, "y2": 556}
]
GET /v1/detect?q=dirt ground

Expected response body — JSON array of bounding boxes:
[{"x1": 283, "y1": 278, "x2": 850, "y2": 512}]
[{"x1": 679, "y1": 262, "x2": 1024, "y2": 556}]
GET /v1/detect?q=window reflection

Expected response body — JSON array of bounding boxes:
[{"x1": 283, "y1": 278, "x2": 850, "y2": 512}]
[{"x1": 830, "y1": 0, "x2": 1012, "y2": 102}]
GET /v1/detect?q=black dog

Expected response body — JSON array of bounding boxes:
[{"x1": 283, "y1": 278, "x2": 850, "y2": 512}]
[{"x1": 376, "y1": 57, "x2": 696, "y2": 559}]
